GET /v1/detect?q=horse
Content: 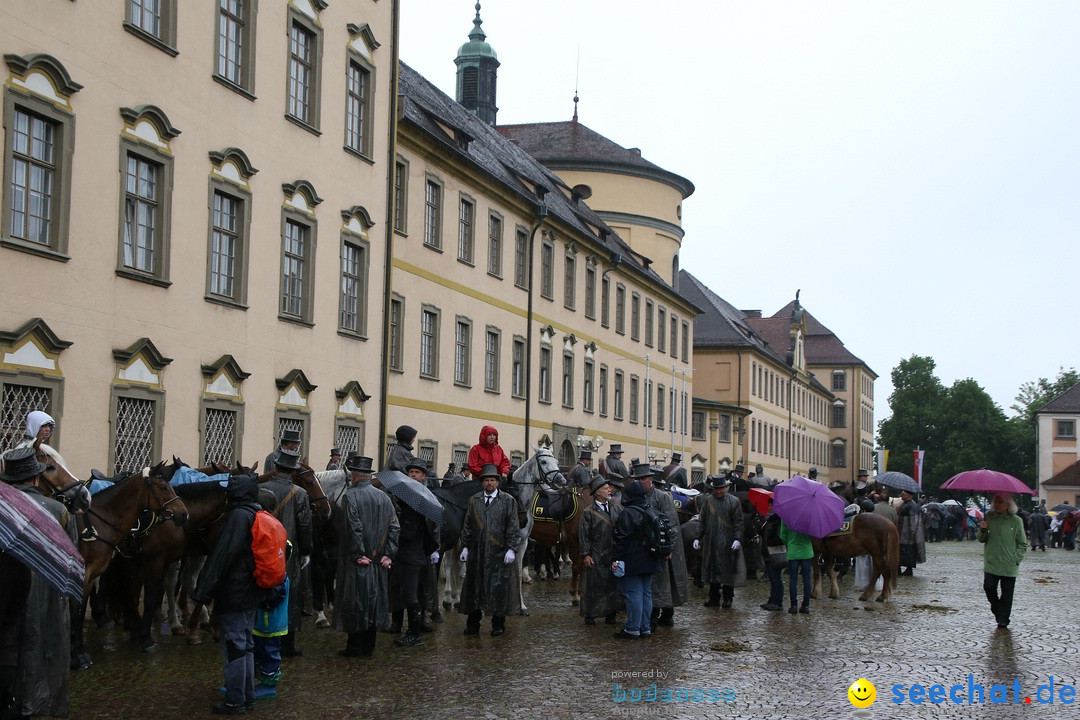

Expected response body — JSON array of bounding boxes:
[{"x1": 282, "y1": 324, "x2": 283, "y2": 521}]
[
  {"x1": 528, "y1": 481, "x2": 583, "y2": 604},
  {"x1": 431, "y1": 479, "x2": 482, "y2": 612},
  {"x1": 811, "y1": 512, "x2": 899, "y2": 602},
  {"x1": 71, "y1": 463, "x2": 188, "y2": 667},
  {"x1": 505, "y1": 447, "x2": 566, "y2": 614}
]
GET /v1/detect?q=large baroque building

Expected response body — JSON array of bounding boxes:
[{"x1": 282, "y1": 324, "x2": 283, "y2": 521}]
[
  {"x1": 1035, "y1": 382, "x2": 1080, "y2": 505},
  {"x1": 680, "y1": 274, "x2": 876, "y2": 485},
  {"x1": 0, "y1": 2, "x2": 698, "y2": 474}
]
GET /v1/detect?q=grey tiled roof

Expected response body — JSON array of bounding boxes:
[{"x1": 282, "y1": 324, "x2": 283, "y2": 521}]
[
  {"x1": 1036, "y1": 382, "x2": 1080, "y2": 414},
  {"x1": 771, "y1": 300, "x2": 874, "y2": 375},
  {"x1": 398, "y1": 62, "x2": 676, "y2": 294},
  {"x1": 496, "y1": 121, "x2": 695, "y2": 197}
]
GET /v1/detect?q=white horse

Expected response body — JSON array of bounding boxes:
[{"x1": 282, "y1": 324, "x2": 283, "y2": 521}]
[{"x1": 507, "y1": 446, "x2": 565, "y2": 615}]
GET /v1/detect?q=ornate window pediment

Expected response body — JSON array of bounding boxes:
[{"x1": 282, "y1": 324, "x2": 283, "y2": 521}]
[
  {"x1": 0, "y1": 318, "x2": 72, "y2": 377},
  {"x1": 209, "y1": 148, "x2": 258, "y2": 190},
  {"x1": 275, "y1": 369, "x2": 317, "y2": 409},
  {"x1": 113, "y1": 338, "x2": 172, "y2": 387},
  {"x1": 335, "y1": 381, "x2": 371, "y2": 418},
  {"x1": 201, "y1": 355, "x2": 250, "y2": 400}
]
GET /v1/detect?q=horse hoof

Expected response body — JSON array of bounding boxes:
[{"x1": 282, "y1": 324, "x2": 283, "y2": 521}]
[
  {"x1": 517, "y1": 608, "x2": 530, "y2": 617},
  {"x1": 188, "y1": 635, "x2": 202, "y2": 645},
  {"x1": 571, "y1": 598, "x2": 579, "y2": 606},
  {"x1": 170, "y1": 623, "x2": 185, "y2": 635},
  {"x1": 143, "y1": 644, "x2": 158, "y2": 654}
]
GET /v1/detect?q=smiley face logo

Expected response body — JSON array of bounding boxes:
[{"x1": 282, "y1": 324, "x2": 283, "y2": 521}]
[{"x1": 847, "y1": 678, "x2": 876, "y2": 708}]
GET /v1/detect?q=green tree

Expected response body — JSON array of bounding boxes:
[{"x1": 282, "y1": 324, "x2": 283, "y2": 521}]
[
  {"x1": 877, "y1": 355, "x2": 945, "y2": 486},
  {"x1": 936, "y1": 378, "x2": 1015, "y2": 487}
]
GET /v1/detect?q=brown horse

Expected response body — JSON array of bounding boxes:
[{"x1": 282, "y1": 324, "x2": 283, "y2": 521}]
[
  {"x1": 72, "y1": 463, "x2": 188, "y2": 667},
  {"x1": 529, "y1": 486, "x2": 584, "y2": 605},
  {"x1": 811, "y1": 512, "x2": 899, "y2": 602}
]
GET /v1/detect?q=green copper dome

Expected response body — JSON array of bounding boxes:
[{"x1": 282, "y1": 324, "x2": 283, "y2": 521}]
[{"x1": 456, "y1": 3, "x2": 498, "y2": 61}]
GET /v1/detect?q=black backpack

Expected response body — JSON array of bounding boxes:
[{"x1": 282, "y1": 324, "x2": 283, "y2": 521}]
[{"x1": 637, "y1": 506, "x2": 676, "y2": 558}]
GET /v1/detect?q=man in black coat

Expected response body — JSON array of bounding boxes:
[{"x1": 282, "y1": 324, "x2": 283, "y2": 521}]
[{"x1": 191, "y1": 474, "x2": 263, "y2": 715}]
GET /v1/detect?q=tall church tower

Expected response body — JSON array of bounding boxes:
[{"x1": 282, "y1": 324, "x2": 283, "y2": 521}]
[{"x1": 455, "y1": 3, "x2": 499, "y2": 125}]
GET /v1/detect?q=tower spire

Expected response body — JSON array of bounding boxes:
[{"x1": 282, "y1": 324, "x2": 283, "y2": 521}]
[{"x1": 455, "y1": 2, "x2": 500, "y2": 125}]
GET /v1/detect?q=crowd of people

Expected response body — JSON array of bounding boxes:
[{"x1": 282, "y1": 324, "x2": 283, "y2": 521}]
[{"x1": 0, "y1": 409, "x2": 1061, "y2": 716}]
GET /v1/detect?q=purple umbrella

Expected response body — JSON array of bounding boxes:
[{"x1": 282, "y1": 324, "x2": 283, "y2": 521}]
[
  {"x1": 939, "y1": 469, "x2": 1035, "y2": 496},
  {"x1": 0, "y1": 482, "x2": 84, "y2": 602},
  {"x1": 772, "y1": 475, "x2": 846, "y2": 538}
]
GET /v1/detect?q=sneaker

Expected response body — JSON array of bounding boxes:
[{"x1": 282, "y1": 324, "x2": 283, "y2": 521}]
[
  {"x1": 799, "y1": 606, "x2": 810, "y2": 614},
  {"x1": 721, "y1": 600, "x2": 732, "y2": 609},
  {"x1": 788, "y1": 606, "x2": 798, "y2": 614},
  {"x1": 760, "y1": 603, "x2": 782, "y2": 612},
  {"x1": 638, "y1": 631, "x2": 651, "y2": 639},
  {"x1": 254, "y1": 685, "x2": 277, "y2": 700},
  {"x1": 612, "y1": 629, "x2": 639, "y2": 640}
]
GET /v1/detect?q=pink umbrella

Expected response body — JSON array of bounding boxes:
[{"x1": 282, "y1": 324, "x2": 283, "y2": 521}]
[
  {"x1": 966, "y1": 507, "x2": 984, "y2": 520},
  {"x1": 939, "y1": 469, "x2": 1035, "y2": 496}
]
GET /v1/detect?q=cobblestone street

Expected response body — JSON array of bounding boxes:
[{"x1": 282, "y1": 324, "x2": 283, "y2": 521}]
[{"x1": 70, "y1": 541, "x2": 1078, "y2": 719}]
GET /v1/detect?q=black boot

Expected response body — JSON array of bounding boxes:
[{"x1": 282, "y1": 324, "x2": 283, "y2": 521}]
[
  {"x1": 464, "y1": 609, "x2": 482, "y2": 636},
  {"x1": 649, "y1": 607, "x2": 660, "y2": 632},
  {"x1": 361, "y1": 626, "x2": 378, "y2": 656},
  {"x1": 281, "y1": 630, "x2": 303, "y2": 657},
  {"x1": 704, "y1": 584, "x2": 721, "y2": 607},
  {"x1": 385, "y1": 609, "x2": 403, "y2": 634},
  {"x1": 658, "y1": 607, "x2": 674, "y2": 627},
  {"x1": 490, "y1": 615, "x2": 506, "y2": 637},
  {"x1": 395, "y1": 609, "x2": 424, "y2": 647},
  {"x1": 721, "y1": 586, "x2": 734, "y2": 609}
]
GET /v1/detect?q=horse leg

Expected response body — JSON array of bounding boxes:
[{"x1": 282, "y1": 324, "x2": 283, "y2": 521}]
[
  {"x1": 70, "y1": 595, "x2": 93, "y2": 669},
  {"x1": 140, "y1": 561, "x2": 167, "y2": 652},
  {"x1": 810, "y1": 555, "x2": 821, "y2": 600},
  {"x1": 163, "y1": 560, "x2": 184, "y2": 635},
  {"x1": 516, "y1": 533, "x2": 530, "y2": 616}
]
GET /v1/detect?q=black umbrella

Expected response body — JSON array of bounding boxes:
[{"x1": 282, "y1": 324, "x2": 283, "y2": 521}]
[
  {"x1": 874, "y1": 471, "x2": 920, "y2": 494},
  {"x1": 1050, "y1": 503, "x2": 1074, "y2": 513},
  {"x1": 377, "y1": 469, "x2": 444, "y2": 525}
]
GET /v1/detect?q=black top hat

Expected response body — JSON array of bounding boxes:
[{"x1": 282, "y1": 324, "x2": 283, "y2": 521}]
[
  {"x1": 590, "y1": 475, "x2": 622, "y2": 493},
  {"x1": 733, "y1": 462, "x2": 745, "y2": 473},
  {"x1": 280, "y1": 428, "x2": 302, "y2": 444},
  {"x1": 608, "y1": 444, "x2": 623, "y2": 454},
  {"x1": 631, "y1": 463, "x2": 654, "y2": 479},
  {"x1": 706, "y1": 474, "x2": 730, "y2": 489},
  {"x1": 857, "y1": 469, "x2": 869, "y2": 478},
  {"x1": 808, "y1": 467, "x2": 819, "y2": 478},
  {"x1": 478, "y1": 463, "x2": 500, "y2": 479},
  {"x1": 345, "y1": 455, "x2": 374, "y2": 473},
  {"x1": 671, "y1": 452, "x2": 682, "y2": 463},
  {"x1": 405, "y1": 457, "x2": 428, "y2": 474},
  {"x1": 579, "y1": 449, "x2": 592, "y2": 460},
  {"x1": 274, "y1": 447, "x2": 301, "y2": 470},
  {"x1": 330, "y1": 448, "x2": 342, "y2": 457},
  {"x1": 652, "y1": 469, "x2": 669, "y2": 486},
  {"x1": 1, "y1": 447, "x2": 46, "y2": 484}
]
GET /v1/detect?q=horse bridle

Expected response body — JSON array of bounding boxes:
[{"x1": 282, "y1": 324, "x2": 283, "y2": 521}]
[
  {"x1": 509, "y1": 452, "x2": 562, "y2": 492},
  {"x1": 83, "y1": 469, "x2": 185, "y2": 553},
  {"x1": 295, "y1": 466, "x2": 334, "y2": 515},
  {"x1": 35, "y1": 454, "x2": 90, "y2": 514}
]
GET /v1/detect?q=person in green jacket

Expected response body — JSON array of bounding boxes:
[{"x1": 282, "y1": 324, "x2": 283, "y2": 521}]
[
  {"x1": 779, "y1": 520, "x2": 814, "y2": 614},
  {"x1": 977, "y1": 493, "x2": 1027, "y2": 629}
]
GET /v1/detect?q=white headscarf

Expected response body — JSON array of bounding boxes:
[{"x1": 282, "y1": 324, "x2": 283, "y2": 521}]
[{"x1": 25, "y1": 410, "x2": 55, "y2": 439}]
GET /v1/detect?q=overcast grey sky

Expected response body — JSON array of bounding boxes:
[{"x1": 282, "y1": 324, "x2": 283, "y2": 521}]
[{"x1": 400, "y1": 1, "x2": 1080, "y2": 423}]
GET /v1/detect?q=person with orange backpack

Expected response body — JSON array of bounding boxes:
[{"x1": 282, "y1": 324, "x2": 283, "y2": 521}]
[
  {"x1": 191, "y1": 473, "x2": 263, "y2": 715},
  {"x1": 251, "y1": 494, "x2": 290, "y2": 700}
]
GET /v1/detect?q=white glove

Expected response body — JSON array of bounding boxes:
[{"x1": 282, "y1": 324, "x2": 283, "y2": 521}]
[
  {"x1": 430, "y1": 551, "x2": 441, "y2": 565},
  {"x1": 459, "y1": 548, "x2": 469, "y2": 563},
  {"x1": 731, "y1": 540, "x2": 742, "y2": 551},
  {"x1": 503, "y1": 549, "x2": 516, "y2": 565},
  {"x1": 692, "y1": 539, "x2": 701, "y2": 551},
  {"x1": 299, "y1": 554, "x2": 311, "y2": 570}
]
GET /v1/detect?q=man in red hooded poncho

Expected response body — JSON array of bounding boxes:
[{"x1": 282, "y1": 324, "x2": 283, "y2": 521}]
[{"x1": 467, "y1": 425, "x2": 511, "y2": 480}]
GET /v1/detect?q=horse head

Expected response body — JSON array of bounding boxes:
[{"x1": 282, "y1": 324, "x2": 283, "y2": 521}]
[
  {"x1": 33, "y1": 437, "x2": 91, "y2": 514},
  {"x1": 296, "y1": 461, "x2": 333, "y2": 522},
  {"x1": 144, "y1": 463, "x2": 188, "y2": 527}
]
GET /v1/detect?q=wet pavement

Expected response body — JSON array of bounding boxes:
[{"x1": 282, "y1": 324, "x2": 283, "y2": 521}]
[{"x1": 68, "y1": 541, "x2": 1079, "y2": 719}]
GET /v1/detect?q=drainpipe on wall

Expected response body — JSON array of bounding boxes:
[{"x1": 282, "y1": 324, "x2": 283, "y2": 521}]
[
  {"x1": 377, "y1": 0, "x2": 402, "y2": 464},
  {"x1": 522, "y1": 198, "x2": 548, "y2": 452}
]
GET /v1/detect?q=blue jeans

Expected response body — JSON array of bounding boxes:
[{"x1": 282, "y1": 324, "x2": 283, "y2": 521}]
[
  {"x1": 765, "y1": 563, "x2": 785, "y2": 606},
  {"x1": 787, "y1": 559, "x2": 812, "y2": 607},
  {"x1": 218, "y1": 609, "x2": 256, "y2": 707},
  {"x1": 619, "y1": 574, "x2": 653, "y2": 635}
]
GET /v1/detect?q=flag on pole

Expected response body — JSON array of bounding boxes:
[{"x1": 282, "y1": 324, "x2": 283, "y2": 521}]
[
  {"x1": 877, "y1": 448, "x2": 889, "y2": 474},
  {"x1": 913, "y1": 449, "x2": 925, "y2": 488}
]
